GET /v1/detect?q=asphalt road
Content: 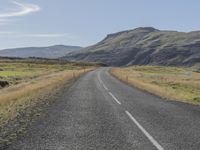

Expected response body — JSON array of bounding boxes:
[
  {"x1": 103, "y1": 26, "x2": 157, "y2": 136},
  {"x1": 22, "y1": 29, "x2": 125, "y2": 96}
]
[{"x1": 6, "y1": 68, "x2": 200, "y2": 150}]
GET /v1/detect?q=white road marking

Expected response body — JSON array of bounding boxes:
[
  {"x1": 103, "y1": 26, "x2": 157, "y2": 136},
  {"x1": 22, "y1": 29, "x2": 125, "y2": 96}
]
[
  {"x1": 98, "y1": 72, "x2": 120, "y2": 104},
  {"x1": 102, "y1": 83, "x2": 108, "y2": 90},
  {"x1": 98, "y1": 73, "x2": 109, "y2": 91},
  {"x1": 98, "y1": 75, "x2": 103, "y2": 84},
  {"x1": 108, "y1": 92, "x2": 121, "y2": 105},
  {"x1": 125, "y1": 111, "x2": 164, "y2": 150}
]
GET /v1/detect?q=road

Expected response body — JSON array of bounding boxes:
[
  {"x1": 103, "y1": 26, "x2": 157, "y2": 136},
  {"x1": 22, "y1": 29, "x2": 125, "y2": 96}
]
[{"x1": 6, "y1": 68, "x2": 200, "y2": 150}]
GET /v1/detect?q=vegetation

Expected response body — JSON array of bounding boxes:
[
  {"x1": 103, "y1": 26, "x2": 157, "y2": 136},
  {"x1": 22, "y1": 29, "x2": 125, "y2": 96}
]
[
  {"x1": 0, "y1": 58, "x2": 97, "y2": 86},
  {"x1": 111, "y1": 66, "x2": 200, "y2": 104},
  {"x1": 0, "y1": 58, "x2": 97, "y2": 147}
]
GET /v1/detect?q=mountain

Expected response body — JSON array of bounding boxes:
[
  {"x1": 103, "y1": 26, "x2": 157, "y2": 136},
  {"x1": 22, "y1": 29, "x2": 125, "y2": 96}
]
[
  {"x1": 64, "y1": 27, "x2": 200, "y2": 69},
  {"x1": 0, "y1": 45, "x2": 82, "y2": 58}
]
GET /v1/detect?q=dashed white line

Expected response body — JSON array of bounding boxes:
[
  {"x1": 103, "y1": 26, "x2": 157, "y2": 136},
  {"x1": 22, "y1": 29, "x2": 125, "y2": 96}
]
[
  {"x1": 125, "y1": 111, "x2": 164, "y2": 150},
  {"x1": 108, "y1": 92, "x2": 121, "y2": 105},
  {"x1": 102, "y1": 83, "x2": 108, "y2": 90},
  {"x1": 98, "y1": 70, "x2": 163, "y2": 149},
  {"x1": 98, "y1": 76, "x2": 103, "y2": 84},
  {"x1": 98, "y1": 73, "x2": 109, "y2": 91},
  {"x1": 98, "y1": 72, "x2": 120, "y2": 104}
]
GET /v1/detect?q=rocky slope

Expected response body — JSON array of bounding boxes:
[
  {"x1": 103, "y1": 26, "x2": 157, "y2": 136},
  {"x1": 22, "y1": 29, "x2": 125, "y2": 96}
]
[{"x1": 64, "y1": 27, "x2": 200, "y2": 69}]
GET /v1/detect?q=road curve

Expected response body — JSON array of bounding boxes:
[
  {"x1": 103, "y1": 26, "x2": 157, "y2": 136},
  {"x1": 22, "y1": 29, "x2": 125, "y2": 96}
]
[{"x1": 6, "y1": 68, "x2": 200, "y2": 150}]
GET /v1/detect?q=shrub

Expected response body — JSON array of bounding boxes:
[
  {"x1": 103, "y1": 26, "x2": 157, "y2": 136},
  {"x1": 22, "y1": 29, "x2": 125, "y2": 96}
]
[{"x1": 0, "y1": 80, "x2": 9, "y2": 88}]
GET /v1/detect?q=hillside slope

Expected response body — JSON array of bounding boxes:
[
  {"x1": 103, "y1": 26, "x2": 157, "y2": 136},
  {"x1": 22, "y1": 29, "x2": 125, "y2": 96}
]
[
  {"x1": 0, "y1": 45, "x2": 81, "y2": 58},
  {"x1": 64, "y1": 27, "x2": 200, "y2": 69}
]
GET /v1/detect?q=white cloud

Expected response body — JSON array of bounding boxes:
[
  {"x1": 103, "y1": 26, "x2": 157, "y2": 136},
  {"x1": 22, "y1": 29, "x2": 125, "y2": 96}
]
[
  {"x1": 0, "y1": 31, "x2": 66, "y2": 38},
  {"x1": 26, "y1": 33, "x2": 66, "y2": 38},
  {"x1": 0, "y1": 19, "x2": 7, "y2": 25},
  {"x1": 0, "y1": 1, "x2": 40, "y2": 24},
  {"x1": 0, "y1": 31, "x2": 16, "y2": 34}
]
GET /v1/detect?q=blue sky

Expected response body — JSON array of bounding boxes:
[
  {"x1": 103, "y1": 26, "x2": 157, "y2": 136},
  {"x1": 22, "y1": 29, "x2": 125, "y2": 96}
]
[{"x1": 0, "y1": 0, "x2": 200, "y2": 49}]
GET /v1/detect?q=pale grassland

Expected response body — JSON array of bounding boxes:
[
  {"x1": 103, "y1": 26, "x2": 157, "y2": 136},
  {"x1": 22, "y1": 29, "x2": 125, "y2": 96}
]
[
  {"x1": 111, "y1": 66, "x2": 200, "y2": 104},
  {"x1": 0, "y1": 62, "x2": 88, "y2": 85},
  {"x1": 0, "y1": 69, "x2": 92, "y2": 126},
  {"x1": 0, "y1": 60, "x2": 96, "y2": 127}
]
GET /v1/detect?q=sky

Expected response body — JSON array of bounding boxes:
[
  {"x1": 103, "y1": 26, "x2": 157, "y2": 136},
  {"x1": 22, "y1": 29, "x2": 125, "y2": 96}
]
[{"x1": 0, "y1": 0, "x2": 200, "y2": 49}]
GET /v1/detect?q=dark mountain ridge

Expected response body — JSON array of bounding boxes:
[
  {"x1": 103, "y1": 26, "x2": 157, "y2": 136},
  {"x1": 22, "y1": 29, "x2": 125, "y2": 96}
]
[
  {"x1": 0, "y1": 45, "x2": 82, "y2": 58},
  {"x1": 64, "y1": 27, "x2": 200, "y2": 69}
]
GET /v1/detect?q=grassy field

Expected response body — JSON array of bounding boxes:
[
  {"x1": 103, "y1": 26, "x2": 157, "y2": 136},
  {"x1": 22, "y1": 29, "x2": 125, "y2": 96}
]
[
  {"x1": 111, "y1": 66, "x2": 200, "y2": 104},
  {"x1": 0, "y1": 59, "x2": 97, "y2": 138},
  {"x1": 0, "y1": 59, "x2": 95, "y2": 86}
]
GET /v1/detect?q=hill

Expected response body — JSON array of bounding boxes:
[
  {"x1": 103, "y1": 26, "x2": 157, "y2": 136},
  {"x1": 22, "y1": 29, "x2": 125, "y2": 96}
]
[
  {"x1": 0, "y1": 45, "x2": 82, "y2": 58},
  {"x1": 64, "y1": 27, "x2": 200, "y2": 69}
]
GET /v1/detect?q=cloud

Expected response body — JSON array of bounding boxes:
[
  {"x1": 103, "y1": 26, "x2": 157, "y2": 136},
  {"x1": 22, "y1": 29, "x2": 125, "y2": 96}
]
[
  {"x1": 0, "y1": 32, "x2": 66, "y2": 38},
  {"x1": 0, "y1": 1, "x2": 40, "y2": 23},
  {"x1": 0, "y1": 31, "x2": 17, "y2": 34},
  {"x1": 0, "y1": 18, "x2": 9, "y2": 25},
  {"x1": 26, "y1": 33, "x2": 66, "y2": 38}
]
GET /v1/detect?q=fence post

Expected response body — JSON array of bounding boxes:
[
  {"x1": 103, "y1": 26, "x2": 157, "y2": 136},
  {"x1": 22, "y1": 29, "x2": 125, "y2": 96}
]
[
  {"x1": 73, "y1": 72, "x2": 75, "y2": 79},
  {"x1": 126, "y1": 76, "x2": 128, "y2": 82}
]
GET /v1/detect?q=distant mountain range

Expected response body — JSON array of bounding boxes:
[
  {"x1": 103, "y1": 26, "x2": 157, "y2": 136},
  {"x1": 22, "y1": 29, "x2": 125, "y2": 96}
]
[
  {"x1": 64, "y1": 27, "x2": 200, "y2": 69},
  {"x1": 0, "y1": 45, "x2": 82, "y2": 58}
]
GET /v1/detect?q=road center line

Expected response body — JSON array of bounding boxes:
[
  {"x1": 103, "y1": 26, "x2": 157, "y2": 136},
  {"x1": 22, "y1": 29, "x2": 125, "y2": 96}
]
[
  {"x1": 102, "y1": 83, "x2": 108, "y2": 90},
  {"x1": 98, "y1": 73, "x2": 109, "y2": 90},
  {"x1": 98, "y1": 76, "x2": 103, "y2": 84},
  {"x1": 125, "y1": 111, "x2": 164, "y2": 150},
  {"x1": 108, "y1": 92, "x2": 121, "y2": 105}
]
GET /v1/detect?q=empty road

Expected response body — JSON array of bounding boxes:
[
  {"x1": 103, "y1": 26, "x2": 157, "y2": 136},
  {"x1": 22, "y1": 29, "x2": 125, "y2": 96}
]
[{"x1": 6, "y1": 68, "x2": 200, "y2": 150}]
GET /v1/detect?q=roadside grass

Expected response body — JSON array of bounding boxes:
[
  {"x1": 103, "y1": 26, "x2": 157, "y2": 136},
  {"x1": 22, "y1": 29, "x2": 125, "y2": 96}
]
[
  {"x1": 111, "y1": 66, "x2": 200, "y2": 104},
  {"x1": 0, "y1": 70, "x2": 89, "y2": 127},
  {"x1": 0, "y1": 60, "x2": 97, "y2": 130},
  {"x1": 0, "y1": 62, "x2": 90, "y2": 85}
]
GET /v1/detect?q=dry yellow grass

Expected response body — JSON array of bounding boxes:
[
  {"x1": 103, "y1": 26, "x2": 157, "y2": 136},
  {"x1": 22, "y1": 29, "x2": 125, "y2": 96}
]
[
  {"x1": 111, "y1": 66, "x2": 200, "y2": 105},
  {"x1": 0, "y1": 68, "x2": 94, "y2": 126}
]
